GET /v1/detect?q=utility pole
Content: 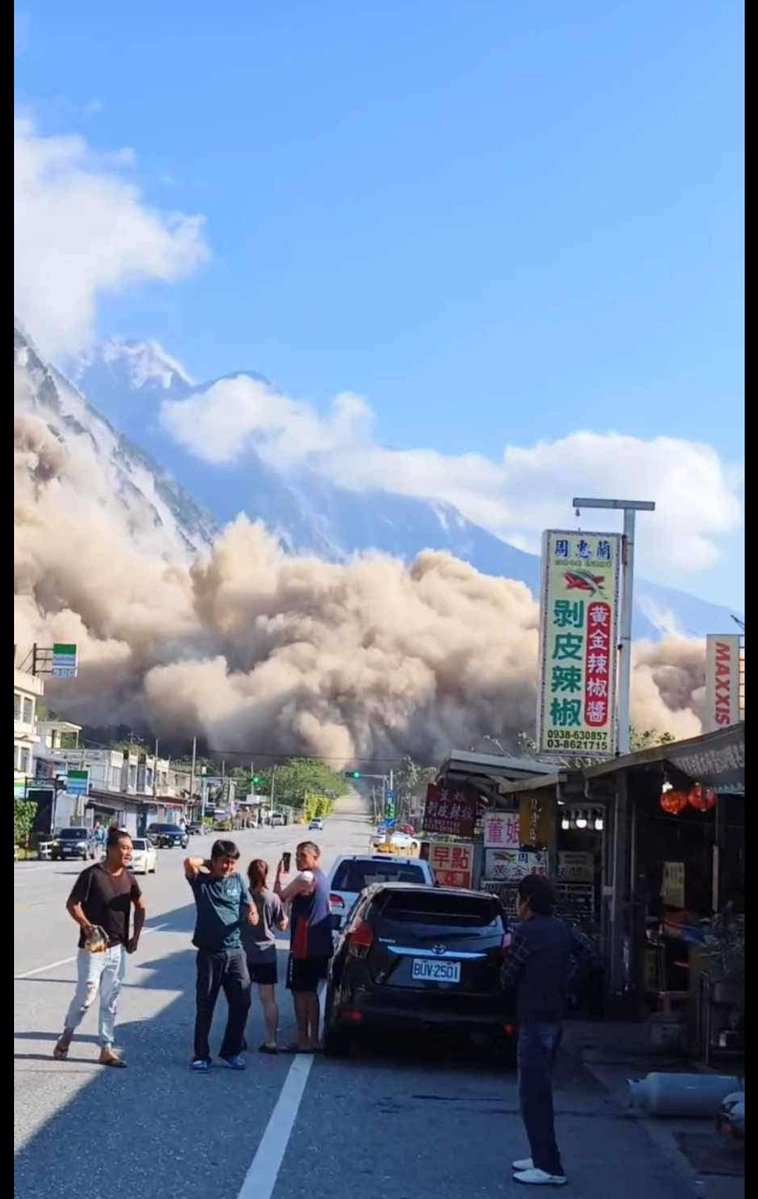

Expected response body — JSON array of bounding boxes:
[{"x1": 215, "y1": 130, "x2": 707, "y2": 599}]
[
  {"x1": 153, "y1": 738, "x2": 159, "y2": 799},
  {"x1": 270, "y1": 765, "x2": 277, "y2": 824},
  {"x1": 572, "y1": 497, "x2": 655, "y2": 756},
  {"x1": 189, "y1": 737, "x2": 197, "y2": 820}
]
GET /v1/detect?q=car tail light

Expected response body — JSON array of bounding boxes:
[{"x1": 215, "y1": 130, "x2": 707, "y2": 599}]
[
  {"x1": 329, "y1": 893, "x2": 345, "y2": 909},
  {"x1": 346, "y1": 920, "x2": 374, "y2": 951},
  {"x1": 341, "y1": 1009, "x2": 364, "y2": 1023}
]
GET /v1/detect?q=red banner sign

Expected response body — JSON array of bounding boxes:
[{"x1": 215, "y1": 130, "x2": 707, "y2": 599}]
[{"x1": 423, "y1": 783, "x2": 479, "y2": 838}]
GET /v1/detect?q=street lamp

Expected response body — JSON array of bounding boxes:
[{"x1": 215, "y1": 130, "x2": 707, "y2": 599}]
[{"x1": 572, "y1": 497, "x2": 656, "y2": 756}]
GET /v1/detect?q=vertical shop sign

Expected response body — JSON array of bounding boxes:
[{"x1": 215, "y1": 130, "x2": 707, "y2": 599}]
[{"x1": 537, "y1": 531, "x2": 621, "y2": 756}]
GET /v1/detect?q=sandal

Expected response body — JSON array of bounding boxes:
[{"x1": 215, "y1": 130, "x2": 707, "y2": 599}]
[
  {"x1": 53, "y1": 1038, "x2": 70, "y2": 1061},
  {"x1": 258, "y1": 1043, "x2": 278, "y2": 1055},
  {"x1": 99, "y1": 1049, "x2": 127, "y2": 1068}
]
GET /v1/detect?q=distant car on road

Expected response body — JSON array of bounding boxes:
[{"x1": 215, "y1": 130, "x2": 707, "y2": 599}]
[
  {"x1": 324, "y1": 883, "x2": 516, "y2": 1064},
  {"x1": 146, "y1": 822, "x2": 188, "y2": 849},
  {"x1": 270, "y1": 812, "x2": 285, "y2": 827},
  {"x1": 327, "y1": 853, "x2": 434, "y2": 933},
  {"x1": 51, "y1": 827, "x2": 98, "y2": 862},
  {"x1": 127, "y1": 837, "x2": 158, "y2": 875},
  {"x1": 187, "y1": 822, "x2": 203, "y2": 835},
  {"x1": 309, "y1": 817, "x2": 324, "y2": 831}
]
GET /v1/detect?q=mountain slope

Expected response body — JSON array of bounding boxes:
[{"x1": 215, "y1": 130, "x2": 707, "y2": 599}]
[
  {"x1": 15, "y1": 326, "x2": 217, "y2": 561},
  {"x1": 71, "y1": 339, "x2": 740, "y2": 640}
]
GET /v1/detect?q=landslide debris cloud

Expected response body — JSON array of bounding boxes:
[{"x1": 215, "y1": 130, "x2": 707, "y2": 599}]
[{"x1": 14, "y1": 404, "x2": 706, "y2": 763}]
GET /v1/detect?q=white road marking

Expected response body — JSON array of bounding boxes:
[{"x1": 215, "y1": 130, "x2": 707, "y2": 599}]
[
  {"x1": 236, "y1": 1054, "x2": 315, "y2": 1199},
  {"x1": 14, "y1": 922, "x2": 171, "y2": 979},
  {"x1": 235, "y1": 981, "x2": 325, "y2": 1199}
]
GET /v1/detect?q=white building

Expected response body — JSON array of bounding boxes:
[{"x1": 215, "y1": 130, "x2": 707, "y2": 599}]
[{"x1": 14, "y1": 669, "x2": 44, "y2": 798}]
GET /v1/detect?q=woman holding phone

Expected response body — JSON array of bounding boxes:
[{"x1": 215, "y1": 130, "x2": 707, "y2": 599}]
[{"x1": 242, "y1": 859, "x2": 289, "y2": 1053}]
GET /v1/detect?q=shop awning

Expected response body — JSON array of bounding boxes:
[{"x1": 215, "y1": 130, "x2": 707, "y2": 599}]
[{"x1": 495, "y1": 722, "x2": 745, "y2": 798}]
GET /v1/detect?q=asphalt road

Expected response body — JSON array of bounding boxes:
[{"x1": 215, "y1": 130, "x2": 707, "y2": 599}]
[{"x1": 15, "y1": 795, "x2": 693, "y2": 1199}]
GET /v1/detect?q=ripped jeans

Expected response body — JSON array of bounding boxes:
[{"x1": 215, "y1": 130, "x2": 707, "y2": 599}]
[{"x1": 63, "y1": 946, "x2": 126, "y2": 1048}]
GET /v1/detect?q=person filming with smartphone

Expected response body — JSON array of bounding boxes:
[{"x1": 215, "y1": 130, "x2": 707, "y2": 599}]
[{"x1": 274, "y1": 841, "x2": 332, "y2": 1053}]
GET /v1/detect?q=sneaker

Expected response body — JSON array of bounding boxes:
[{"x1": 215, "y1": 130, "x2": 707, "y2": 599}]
[
  {"x1": 190, "y1": 1058, "x2": 211, "y2": 1072},
  {"x1": 512, "y1": 1159, "x2": 534, "y2": 1172},
  {"x1": 219, "y1": 1054, "x2": 246, "y2": 1070},
  {"x1": 513, "y1": 1168, "x2": 567, "y2": 1187}
]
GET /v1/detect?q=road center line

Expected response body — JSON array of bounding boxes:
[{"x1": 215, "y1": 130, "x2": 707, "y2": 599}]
[
  {"x1": 14, "y1": 921, "x2": 170, "y2": 979},
  {"x1": 236, "y1": 979, "x2": 325, "y2": 1199},
  {"x1": 236, "y1": 1054, "x2": 315, "y2": 1199}
]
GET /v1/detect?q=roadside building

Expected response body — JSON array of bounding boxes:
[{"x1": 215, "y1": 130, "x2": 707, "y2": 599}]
[{"x1": 14, "y1": 668, "x2": 45, "y2": 800}]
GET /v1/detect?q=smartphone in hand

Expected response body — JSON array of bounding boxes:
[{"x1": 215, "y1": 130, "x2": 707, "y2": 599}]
[{"x1": 281, "y1": 851, "x2": 291, "y2": 873}]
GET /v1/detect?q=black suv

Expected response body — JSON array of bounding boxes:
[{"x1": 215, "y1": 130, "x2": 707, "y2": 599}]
[
  {"x1": 51, "y1": 827, "x2": 98, "y2": 861},
  {"x1": 324, "y1": 883, "x2": 516, "y2": 1063},
  {"x1": 146, "y1": 822, "x2": 188, "y2": 849}
]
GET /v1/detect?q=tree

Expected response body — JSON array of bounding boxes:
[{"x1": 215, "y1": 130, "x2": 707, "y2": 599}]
[
  {"x1": 14, "y1": 798, "x2": 37, "y2": 848},
  {"x1": 629, "y1": 727, "x2": 676, "y2": 751},
  {"x1": 269, "y1": 759, "x2": 348, "y2": 810},
  {"x1": 393, "y1": 755, "x2": 436, "y2": 818}
]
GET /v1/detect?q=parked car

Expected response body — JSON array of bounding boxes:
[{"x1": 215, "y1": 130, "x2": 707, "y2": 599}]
[
  {"x1": 187, "y1": 822, "x2": 203, "y2": 835},
  {"x1": 309, "y1": 817, "x2": 324, "y2": 831},
  {"x1": 145, "y1": 822, "x2": 189, "y2": 849},
  {"x1": 327, "y1": 854, "x2": 435, "y2": 933},
  {"x1": 271, "y1": 812, "x2": 285, "y2": 827},
  {"x1": 324, "y1": 883, "x2": 516, "y2": 1064},
  {"x1": 127, "y1": 837, "x2": 158, "y2": 875},
  {"x1": 51, "y1": 827, "x2": 98, "y2": 861}
]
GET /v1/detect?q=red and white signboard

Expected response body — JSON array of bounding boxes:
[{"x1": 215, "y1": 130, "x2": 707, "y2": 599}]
[
  {"x1": 429, "y1": 840, "x2": 474, "y2": 889},
  {"x1": 483, "y1": 811, "x2": 520, "y2": 849},
  {"x1": 704, "y1": 634, "x2": 742, "y2": 732}
]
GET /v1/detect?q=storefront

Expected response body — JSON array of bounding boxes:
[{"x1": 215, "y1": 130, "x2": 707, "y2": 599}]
[{"x1": 429, "y1": 725, "x2": 744, "y2": 1042}]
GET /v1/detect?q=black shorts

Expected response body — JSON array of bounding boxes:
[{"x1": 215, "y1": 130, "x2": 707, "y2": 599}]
[
  {"x1": 247, "y1": 959, "x2": 278, "y2": 986},
  {"x1": 286, "y1": 955, "x2": 330, "y2": 993}
]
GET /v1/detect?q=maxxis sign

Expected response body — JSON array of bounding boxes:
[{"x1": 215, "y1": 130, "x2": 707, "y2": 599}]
[
  {"x1": 704, "y1": 634, "x2": 742, "y2": 732},
  {"x1": 537, "y1": 530, "x2": 621, "y2": 757}
]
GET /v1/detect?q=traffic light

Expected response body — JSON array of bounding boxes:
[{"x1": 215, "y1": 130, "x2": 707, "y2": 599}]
[
  {"x1": 250, "y1": 774, "x2": 262, "y2": 787},
  {"x1": 344, "y1": 770, "x2": 361, "y2": 779}
]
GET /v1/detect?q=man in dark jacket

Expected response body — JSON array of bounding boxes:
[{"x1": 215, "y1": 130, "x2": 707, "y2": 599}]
[{"x1": 502, "y1": 875, "x2": 599, "y2": 1187}]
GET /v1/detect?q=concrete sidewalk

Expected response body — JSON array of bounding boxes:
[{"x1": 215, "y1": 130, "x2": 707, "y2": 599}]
[{"x1": 563, "y1": 1021, "x2": 744, "y2": 1199}]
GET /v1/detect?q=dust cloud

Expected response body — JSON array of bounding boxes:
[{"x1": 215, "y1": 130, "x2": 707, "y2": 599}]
[{"x1": 14, "y1": 400, "x2": 706, "y2": 766}]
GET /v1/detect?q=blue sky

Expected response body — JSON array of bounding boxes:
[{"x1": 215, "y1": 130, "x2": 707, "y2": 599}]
[{"x1": 14, "y1": 1, "x2": 743, "y2": 608}]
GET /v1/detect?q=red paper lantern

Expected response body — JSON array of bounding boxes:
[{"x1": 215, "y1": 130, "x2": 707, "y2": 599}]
[
  {"x1": 659, "y1": 788, "x2": 688, "y2": 814},
  {"x1": 687, "y1": 783, "x2": 717, "y2": 812}
]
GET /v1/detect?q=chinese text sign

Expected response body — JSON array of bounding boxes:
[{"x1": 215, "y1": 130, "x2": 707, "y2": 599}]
[
  {"x1": 429, "y1": 840, "x2": 474, "y2": 888},
  {"x1": 537, "y1": 530, "x2": 621, "y2": 756}
]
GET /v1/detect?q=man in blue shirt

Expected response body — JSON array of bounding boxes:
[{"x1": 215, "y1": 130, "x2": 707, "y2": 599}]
[{"x1": 184, "y1": 839, "x2": 259, "y2": 1072}]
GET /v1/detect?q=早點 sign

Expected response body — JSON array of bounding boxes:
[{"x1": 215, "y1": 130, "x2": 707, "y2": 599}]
[
  {"x1": 537, "y1": 531, "x2": 621, "y2": 757},
  {"x1": 429, "y1": 840, "x2": 474, "y2": 888}
]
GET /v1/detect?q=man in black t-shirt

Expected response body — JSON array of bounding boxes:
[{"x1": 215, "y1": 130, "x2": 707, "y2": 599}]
[{"x1": 53, "y1": 828, "x2": 146, "y2": 1068}]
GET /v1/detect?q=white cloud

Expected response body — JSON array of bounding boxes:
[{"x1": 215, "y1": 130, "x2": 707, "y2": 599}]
[
  {"x1": 160, "y1": 375, "x2": 742, "y2": 578},
  {"x1": 14, "y1": 115, "x2": 208, "y2": 357}
]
